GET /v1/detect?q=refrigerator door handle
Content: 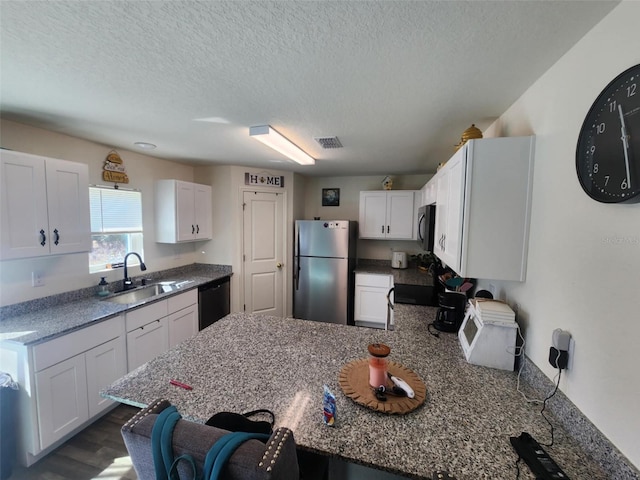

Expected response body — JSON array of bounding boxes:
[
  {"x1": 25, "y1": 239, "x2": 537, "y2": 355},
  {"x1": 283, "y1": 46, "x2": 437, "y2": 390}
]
[
  {"x1": 386, "y1": 287, "x2": 394, "y2": 331},
  {"x1": 295, "y1": 230, "x2": 301, "y2": 290}
]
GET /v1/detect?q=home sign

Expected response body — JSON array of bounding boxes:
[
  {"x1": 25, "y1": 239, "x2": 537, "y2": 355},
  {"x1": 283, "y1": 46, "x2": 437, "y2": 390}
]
[{"x1": 244, "y1": 172, "x2": 285, "y2": 188}]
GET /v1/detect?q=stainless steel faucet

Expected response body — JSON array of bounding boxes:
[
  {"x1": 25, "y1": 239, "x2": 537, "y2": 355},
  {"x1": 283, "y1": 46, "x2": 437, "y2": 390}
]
[{"x1": 123, "y1": 252, "x2": 147, "y2": 290}]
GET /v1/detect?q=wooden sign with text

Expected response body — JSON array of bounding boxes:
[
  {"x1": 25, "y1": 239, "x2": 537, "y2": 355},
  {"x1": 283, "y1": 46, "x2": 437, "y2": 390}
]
[{"x1": 102, "y1": 151, "x2": 129, "y2": 184}]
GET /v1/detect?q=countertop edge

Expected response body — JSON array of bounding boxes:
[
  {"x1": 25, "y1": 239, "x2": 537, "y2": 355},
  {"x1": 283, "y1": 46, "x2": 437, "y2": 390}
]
[{"x1": 0, "y1": 264, "x2": 232, "y2": 346}]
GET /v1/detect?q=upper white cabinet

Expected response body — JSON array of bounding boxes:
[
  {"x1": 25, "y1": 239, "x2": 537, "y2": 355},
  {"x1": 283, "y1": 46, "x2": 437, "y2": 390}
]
[
  {"x1": 155, "y1": 180, "x2": 212, "y2": 243},
  {"x1": 431, "y1": 136, "x2": 535, "y2": 281},
  {"x1": 0, "y1": 149, "x2": 91, "y2": 260},
  {"x1": 359, "y1": 190, "x2": 417, "y2": 240},
  {"x1": 420, "y1": 180, "x2": 437, "y2": 206},
  {"x1": 433, "y1": 148, "x2": 465, "y2": 270}
]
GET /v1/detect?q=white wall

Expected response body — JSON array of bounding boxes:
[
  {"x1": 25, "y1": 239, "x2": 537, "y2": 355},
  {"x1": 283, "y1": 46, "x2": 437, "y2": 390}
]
[
  {"x1": 483, "y1": 1, "x2": 640, "y2": 467},
  {"x1": 196, "y1": 165, "x2": 299, "y2": 315},
  {"x1": 0, "y1": 119, "x2": 198, "y2": 306},
  {"x1": 302, "y1": 174, "x2": 432, "y2": 260}
]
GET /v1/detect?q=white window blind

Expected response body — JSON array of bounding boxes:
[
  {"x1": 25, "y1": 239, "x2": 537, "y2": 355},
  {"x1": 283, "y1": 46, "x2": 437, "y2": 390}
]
[
  {"x1": 90, "y1": 187, "x2": 142, "y2": 233},
  {"x1": 89, "y1": 186, "x2": 144, "y2": 273}
]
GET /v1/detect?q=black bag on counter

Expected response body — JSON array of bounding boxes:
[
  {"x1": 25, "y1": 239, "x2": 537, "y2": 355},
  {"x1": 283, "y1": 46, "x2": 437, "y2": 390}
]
[{"x1": 205, "y1": 409, "x2": 274, "y2": 435}]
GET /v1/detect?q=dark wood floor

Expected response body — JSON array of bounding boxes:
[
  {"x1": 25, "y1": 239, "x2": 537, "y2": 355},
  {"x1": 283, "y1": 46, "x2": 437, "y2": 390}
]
[{"x1": 8, "y1": 404, "x2": 140, "y2": 480}]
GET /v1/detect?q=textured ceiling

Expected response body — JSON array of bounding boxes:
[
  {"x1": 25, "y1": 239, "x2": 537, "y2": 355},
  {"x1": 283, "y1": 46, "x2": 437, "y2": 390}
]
[{"x1": 0, "y1": 1, "x2": 619, "y2": 176}]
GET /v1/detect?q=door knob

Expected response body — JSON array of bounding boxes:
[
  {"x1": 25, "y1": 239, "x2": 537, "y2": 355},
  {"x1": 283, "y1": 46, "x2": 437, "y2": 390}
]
[{"x1": 276, "y1": 262, "x2": 283, "y2": 268}]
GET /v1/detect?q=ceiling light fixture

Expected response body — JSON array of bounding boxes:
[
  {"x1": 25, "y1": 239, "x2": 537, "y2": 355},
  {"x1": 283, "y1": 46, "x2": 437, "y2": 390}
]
[
  {"x1": 134, "y1": 142, "x2": 156, "y2": 150},
  {"x1": 249, "y1": 125, "x2": 315, "y2": 166}
]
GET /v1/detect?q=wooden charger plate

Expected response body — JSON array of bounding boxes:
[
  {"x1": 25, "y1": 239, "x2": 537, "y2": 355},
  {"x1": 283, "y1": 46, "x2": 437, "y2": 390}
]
[{"x1": 338, "y1": 359, "x2": 426, "y2": 414}]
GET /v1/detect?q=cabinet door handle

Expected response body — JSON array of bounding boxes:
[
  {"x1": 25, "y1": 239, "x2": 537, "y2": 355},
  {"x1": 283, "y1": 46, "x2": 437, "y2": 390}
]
[
  {"x1": 53, "y1": 229, "x2": 60, "y2": 246},
  {"x1": 192, "y1": 225, "x2": 195, "y2": 234},
  {"x1": 381, "y1": 225, "x2": 384, "y2": 234},
  {"x1": 196, "y1": 224, "x2": 199, "y2": 234},
  {"x1": 387, "y1": 225, "x2": 390, "y2": 234},
  {"x1": 39, "y1": 229, "x2": 46, "y2": 247}
]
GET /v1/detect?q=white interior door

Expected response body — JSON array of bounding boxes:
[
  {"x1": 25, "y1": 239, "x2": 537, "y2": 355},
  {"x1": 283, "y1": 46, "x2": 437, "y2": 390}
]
[{"x1": 243, "y1": 191, "x2": 285, "y2": 316}]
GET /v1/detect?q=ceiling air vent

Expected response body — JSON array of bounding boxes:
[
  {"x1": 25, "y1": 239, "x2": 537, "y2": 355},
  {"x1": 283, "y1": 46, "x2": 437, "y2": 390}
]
[{"x1": 314, "y1": 136, "x2": 343, "y2": 149}]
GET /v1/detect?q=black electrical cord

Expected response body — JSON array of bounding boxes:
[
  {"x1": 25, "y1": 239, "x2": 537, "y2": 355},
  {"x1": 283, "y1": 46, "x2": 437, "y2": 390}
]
[
  {"x1": 427, "y1": 322, "x2": 440, "y2": 337},
  {"x1": 540, "y1": 367, "x2": 562, "y2": 447},
  {"x1": 513, "y1": 355, "x2": 563, "y2": 479}
]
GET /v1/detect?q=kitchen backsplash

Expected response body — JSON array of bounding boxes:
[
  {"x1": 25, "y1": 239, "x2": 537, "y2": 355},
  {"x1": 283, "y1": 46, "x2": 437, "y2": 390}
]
[{"x1": 0, "y1": 263, "x2": 231, "y2": 319}]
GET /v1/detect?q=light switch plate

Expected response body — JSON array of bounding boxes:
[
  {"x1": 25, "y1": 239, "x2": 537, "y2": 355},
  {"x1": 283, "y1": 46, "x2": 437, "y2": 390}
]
[{"x1": 32, "y1": 271, "x2": 44, "y2": 287}]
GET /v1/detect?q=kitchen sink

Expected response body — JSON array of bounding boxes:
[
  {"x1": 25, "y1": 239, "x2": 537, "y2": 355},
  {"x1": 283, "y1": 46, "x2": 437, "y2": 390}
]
[{"x1": 103, "y1": 284, "x2": 166, "y2": 304}]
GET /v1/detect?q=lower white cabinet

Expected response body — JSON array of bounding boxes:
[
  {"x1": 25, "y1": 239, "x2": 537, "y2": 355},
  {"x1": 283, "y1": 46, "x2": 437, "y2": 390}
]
[
  {"x1": 86, "y1": 336, "x2": 127, "y2": 417},
  {"x1": 127, "y1": 318, "x2": 168, "y2": 371},
  {"x1": 35, "y1": 354, "x2": 89, "y2": 449},
  {"x1": 0, "y1": 314, "x2": 126, "y2": 466},
  {"x1": 34, "y1": 334, "x2": 127, "y2": 447},
  {"x1": 0, "y1": 288, "x2": 199, "y2": 467},
  {"x1": 168, "y1": 304, "x2": 198, "y2": 348},
  {"x1": 125, "y1": 289, "x2": 198, "y2": 371},
  {"x1": 354, "y1": 273, "x2": 394, "y2": 329}
]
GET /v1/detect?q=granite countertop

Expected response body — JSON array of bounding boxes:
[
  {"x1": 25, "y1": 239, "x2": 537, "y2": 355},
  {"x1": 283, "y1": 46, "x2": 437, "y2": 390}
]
[
  {"x1": 355, "y1": 260, "x2": 434, "y2": 286},
  {"x1": 101, "y1": 305, "x2": 608, "y2": 479},
  {"x1": 0, "y1": 264, "x2": 231, "y2": 346}
]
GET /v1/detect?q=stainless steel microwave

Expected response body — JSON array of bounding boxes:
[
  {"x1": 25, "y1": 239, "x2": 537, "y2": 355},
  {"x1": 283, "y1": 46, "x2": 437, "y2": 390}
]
[{"x1": 417, "y1": 205, "x2": 435, "y2": 251}]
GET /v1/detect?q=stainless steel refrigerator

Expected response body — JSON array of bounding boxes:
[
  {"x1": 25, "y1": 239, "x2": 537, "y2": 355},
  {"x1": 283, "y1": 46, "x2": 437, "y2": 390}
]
[{"x1": 293, "y1": 220, "x2": 358, "y2": 325}]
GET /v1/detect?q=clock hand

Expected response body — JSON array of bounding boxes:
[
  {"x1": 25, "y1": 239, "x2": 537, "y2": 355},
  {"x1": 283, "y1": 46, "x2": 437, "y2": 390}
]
[{"x1": 618, "y1": 104, "x2": 632, "y2": 189}]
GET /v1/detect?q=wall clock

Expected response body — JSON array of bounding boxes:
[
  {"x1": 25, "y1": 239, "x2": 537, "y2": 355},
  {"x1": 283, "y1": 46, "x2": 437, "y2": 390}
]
[{"x1": 576, "y1": 64, "x2": 640, "y2": 203}]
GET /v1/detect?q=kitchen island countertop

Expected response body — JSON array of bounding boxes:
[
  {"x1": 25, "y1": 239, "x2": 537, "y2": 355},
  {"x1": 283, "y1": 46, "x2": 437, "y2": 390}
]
[
  {"x1": 102, "y1": 305, "x2": 608, "y2": 479},
  {"x1": 0, "y1": 263, "x2": 231, "y2": 345}
]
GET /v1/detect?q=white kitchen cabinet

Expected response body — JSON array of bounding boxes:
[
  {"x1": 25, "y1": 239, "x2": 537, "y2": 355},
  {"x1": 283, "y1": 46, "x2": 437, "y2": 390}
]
[
  {"x1": 431, "y1": 136, "x2": 535, "y2": 281},
  {"x1": 358, "y1": 191, "x2": 417, "y2": 239},
  {"x1": 420, "y1": 180, "x2": 437, "y2": 206},
  {"x1": 0, "y1": 149, "x2": 90, "y2": 260},
  {"x1": 354, "y1": 273, "x2": 394, "y2": 329},
  {"x1": 126, "y1": 317, "x2": 168, "y2": 371},
  {"x1": 125, "y1": 289, "x2": 198, "y2": 369},
  {"x1": 168, "y1": 304, "x2": 198, "y2": 348},
  {"x1": 36, "y1": 335, "x2": 127, "y2": 445},
  {"x1": 85, "y1": 336, "x2": 127, "y2": 418},
  {"x1": 35, "y1": 354, "x2": 89, "y2": 449},
  {"x1": 155, "y1": 180, "x2": 212, "y2": 243},
  {"x1": 0, "y1": 314, "x2": 126, "y2": 466},
  {"x1": 433, "y1": 148, "x2": 465, "y2": 270}
]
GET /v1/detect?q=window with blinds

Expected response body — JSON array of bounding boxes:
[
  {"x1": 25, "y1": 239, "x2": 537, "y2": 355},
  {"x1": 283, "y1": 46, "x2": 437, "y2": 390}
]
[{"x1": 89, "y1": 187, "x2": 144, "y2": 273}]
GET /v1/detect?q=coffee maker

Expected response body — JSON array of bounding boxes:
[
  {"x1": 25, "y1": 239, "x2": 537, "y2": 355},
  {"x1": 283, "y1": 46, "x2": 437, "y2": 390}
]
[{"x1": 433, "y1": 291, "x2": 468, "y2": 333}]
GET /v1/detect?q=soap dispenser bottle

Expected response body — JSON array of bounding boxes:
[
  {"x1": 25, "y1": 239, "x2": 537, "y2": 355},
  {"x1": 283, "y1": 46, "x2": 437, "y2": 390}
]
[{"x1": 97, "y1": 277, "x2": 110, "y2": 297}]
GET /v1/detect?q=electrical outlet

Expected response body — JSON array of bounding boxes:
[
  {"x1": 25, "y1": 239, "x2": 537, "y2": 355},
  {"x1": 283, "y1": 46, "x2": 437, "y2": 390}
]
[
  {"x1": 549, "y1": 329, "x2": 571, "y2": 369},
  {"x1": 31, "y1": 271, "x2": 44, "y2": 287}
]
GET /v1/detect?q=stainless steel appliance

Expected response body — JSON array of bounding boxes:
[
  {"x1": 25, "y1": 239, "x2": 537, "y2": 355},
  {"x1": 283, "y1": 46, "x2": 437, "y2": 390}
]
[
  {"x1": 294, "y1": 220, "x2": 357, "y2": 325},
  {"x1": 417, "y1": 205, "x2": 436, "y2": 252}
]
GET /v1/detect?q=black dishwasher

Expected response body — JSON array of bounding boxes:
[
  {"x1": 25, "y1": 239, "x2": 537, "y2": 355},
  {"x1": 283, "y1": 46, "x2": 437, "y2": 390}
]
[{"x1": 198, "y1": 276, "x2": 231, "y2": 330}]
